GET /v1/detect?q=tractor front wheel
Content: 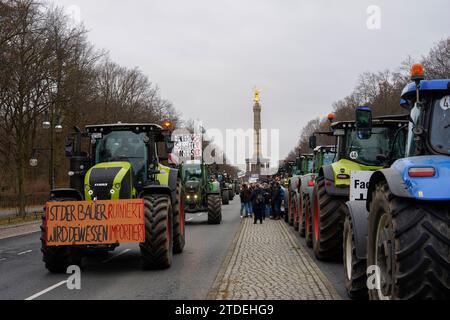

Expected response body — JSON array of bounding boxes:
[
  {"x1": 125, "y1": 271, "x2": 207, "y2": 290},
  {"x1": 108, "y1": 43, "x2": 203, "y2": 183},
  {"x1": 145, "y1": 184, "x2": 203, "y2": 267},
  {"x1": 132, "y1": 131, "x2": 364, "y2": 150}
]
[
  {"x1": 41, "y1": 198, "x2": 82, "y2": 273},
  {"x1": 222, "y1": 190, "x2": 229, "y2": 205},
  {"x1": 173, "y1": 182, "x2": 185, "y2": 254},
  {"x1": 367, "y1": 181, "x2": 450, "y2": 300},
  {"x1": 312, "y1": 177, "x2": 347, "y2": 261},
  {"x1": 140, "y1": 194, "x2": 173, "y2": 269},
  {"x1": 207, "y1": 194, "x2": 222, "y2": 224},
  {"x1": 343, "y1": 214, "x2": 368, "y2": 300}
]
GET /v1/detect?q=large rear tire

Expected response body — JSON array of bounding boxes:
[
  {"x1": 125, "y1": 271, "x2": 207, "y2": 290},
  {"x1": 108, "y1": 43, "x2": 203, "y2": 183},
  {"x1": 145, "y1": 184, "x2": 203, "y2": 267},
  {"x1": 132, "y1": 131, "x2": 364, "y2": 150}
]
[
  {"x1": 207, "y1": 194, "x2": 222, "y2": 224},
  {"x1": 367, "y1": 181, "x2": 450, "y2": 300},
  {"x1": 312, "y1": 177, "x2": 347, "y2": 261},
  {"x1": 229, "y1": 190, "x2": 234, "y2": 201},
  {"x1": 304, "y1": 193, "x2": 313, "y2": 247},
  {"x1": 222, "y1": 190, "x2": 229, "y2": 205},
  {"x1": 299, "y1": 192, "x2": 306, "y2": 238},
  {"x1": 343, "y1": 214, "x2": 368, "y2": 300},
  {"x1": 41, "y1": 198, "x2": 82, "y2": 273},
  {"x1": 288, "y1": 193, "x2": 294, "y2": 226},
  {"x1": 173, "y1": 183, "x2": 185, "y2": 254},
  {"x1": 292, "y1": 194, "x2": 300, "y2": 231},
  {"x1": 140, "y1": 194, "x2": 173, "y2": 269}
]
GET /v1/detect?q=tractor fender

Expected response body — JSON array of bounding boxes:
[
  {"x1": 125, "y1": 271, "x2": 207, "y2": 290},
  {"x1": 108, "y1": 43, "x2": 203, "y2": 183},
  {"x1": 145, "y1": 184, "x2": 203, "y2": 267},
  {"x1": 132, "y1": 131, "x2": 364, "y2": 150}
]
[
  {"x1": 50, "y1": 188, "x2": 83, "y2": 201},
  {"x1": 346, "y1": 201, "x2": 369, "y2": 260},
  {"x1": 319, "y1": 165, "x2": 349, "y2": 197},
  {"x1": 366, "y1": 168, "x2": 412, "y2": 211},
  {"x1": 139, "y1": 185, "x2": 175, "y2": 205}
]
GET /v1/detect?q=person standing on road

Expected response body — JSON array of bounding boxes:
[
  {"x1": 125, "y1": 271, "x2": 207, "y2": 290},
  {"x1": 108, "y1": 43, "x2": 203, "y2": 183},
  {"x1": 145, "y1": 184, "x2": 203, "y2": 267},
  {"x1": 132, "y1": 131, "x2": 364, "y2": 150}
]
[
  {"x1": 250, "y1": 184, "x2": 265, "y2": 224},
  {"x1": 272, "y1": 182, "x2": 285, "y2": 220},
  {"x1": 263, "y1": 184, "x2": 272, "y2": 219},
  {"x1": 240, "y1": 184, "x2": 252, "y2": 218}
]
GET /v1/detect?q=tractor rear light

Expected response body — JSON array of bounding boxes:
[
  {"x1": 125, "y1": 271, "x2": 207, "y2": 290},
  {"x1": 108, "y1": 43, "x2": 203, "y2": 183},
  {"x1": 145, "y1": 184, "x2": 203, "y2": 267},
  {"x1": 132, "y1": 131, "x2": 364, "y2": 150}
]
[
  {"x1": 308, "y1": 180, "x2": 314, "y2": 187},
  {"x1": 408, "y1": 167, "x2": 436, "y2": 178}
]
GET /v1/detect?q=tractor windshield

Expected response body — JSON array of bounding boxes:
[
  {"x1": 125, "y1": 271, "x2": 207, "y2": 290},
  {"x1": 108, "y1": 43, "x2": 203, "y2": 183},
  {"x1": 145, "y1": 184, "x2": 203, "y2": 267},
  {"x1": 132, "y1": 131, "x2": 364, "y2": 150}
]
[
  {"x1": 183, "y1": 164, "x2": 202, "y2": 181},
  {"x1": 430, "y1": 96, "x2": 450, "y2": 154},
  {"x1": 323, "y1": 152, "x2": 335, "y2": 166},
  {"x1": 95, "y1": 131, "x2": 148, "y2": 181},
  {"x1": 344, "y1": 126, "x2": 404, "y2": 166},
  {"x1": 306, "y1": 158, "x2": 313, "y2": 173}
]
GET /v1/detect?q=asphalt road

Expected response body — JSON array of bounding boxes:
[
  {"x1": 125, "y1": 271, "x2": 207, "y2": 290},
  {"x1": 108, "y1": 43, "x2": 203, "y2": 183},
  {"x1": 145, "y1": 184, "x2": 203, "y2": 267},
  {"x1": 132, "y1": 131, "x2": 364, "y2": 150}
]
[{"x1": 0, "y1": 199, "x2": 242, "y2": 300}]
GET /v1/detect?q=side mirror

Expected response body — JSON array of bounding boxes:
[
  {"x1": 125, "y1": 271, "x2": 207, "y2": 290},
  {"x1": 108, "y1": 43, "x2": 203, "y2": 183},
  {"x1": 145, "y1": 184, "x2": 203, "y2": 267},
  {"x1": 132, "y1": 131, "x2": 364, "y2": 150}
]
[
  {"x1": 65, "y1": 136, "x2": 75, "y2": 157},
  {"x1": 400, "y1": 99, "x2": 410, "y2": 109},
  {"x1": 165, "y1": 136, "x2": 175, "y2": 153},
  {"x1": 356, "y1": 106, "x2": 373, "y2": 140},
  {"x1": 309, "y1": 136, "x2": 317, "y2": 149}
]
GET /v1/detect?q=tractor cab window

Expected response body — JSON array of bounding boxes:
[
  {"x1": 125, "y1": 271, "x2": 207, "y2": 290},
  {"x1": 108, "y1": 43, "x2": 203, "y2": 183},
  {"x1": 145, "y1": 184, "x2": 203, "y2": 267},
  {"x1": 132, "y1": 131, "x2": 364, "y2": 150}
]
[
  {"x1": 306, "y1": 158, "x2": 313, "y2": 173},
  {"x1": 95, "y1": 131, "x2": 148, "y2": 182},
  {"x1": 430, "y1": 96, "x2": 450, "y2": 155},
  {"x1": 344, "y1": 126, "x2": 401, "y2": 166},
  {"x1": 322, "y1": 152, "x2": 335, "y2": 166},
  {"x1": 183, "y1": 165, "x2": 202, "y2": 181}
]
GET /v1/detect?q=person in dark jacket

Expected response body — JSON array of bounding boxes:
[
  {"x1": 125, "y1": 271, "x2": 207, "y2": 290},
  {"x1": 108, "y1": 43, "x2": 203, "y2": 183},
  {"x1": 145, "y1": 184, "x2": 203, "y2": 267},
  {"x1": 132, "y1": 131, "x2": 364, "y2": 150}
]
[
  {"x1": 272, "y1": 182, "x2": 285, "y2": 220},
  {"x1": 240, "y1": 184, "x2": 252, "y2": 218},
  {"x1": 250, "y1": 184, "x2": 265, "y2": 224}
]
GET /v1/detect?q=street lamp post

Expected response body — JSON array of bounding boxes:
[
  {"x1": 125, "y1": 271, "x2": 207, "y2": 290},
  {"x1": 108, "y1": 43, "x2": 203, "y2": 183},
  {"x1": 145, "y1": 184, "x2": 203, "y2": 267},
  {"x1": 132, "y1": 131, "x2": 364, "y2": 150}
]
[{"x1": 31, "y1": 106, "x2": 63, "y2": 191}]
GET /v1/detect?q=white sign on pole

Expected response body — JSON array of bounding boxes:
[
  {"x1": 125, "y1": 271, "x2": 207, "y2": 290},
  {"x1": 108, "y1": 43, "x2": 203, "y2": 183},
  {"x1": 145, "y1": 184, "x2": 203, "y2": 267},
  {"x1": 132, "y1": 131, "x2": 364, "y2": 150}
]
[{"x1": 350, "y1": 171, "x2": 374, "y2": 201}]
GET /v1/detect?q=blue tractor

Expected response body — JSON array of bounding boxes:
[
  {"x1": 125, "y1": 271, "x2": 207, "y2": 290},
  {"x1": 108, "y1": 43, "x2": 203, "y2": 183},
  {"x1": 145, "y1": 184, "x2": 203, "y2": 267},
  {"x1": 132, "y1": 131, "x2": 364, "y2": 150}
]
[{"x1": 345, "y1": 64, "x2": 450, "y2": 300}]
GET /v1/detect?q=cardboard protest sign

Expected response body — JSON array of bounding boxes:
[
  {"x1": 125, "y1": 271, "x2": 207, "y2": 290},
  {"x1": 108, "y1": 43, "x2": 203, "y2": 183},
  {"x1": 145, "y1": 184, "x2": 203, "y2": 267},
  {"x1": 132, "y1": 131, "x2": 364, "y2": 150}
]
[
  {"x1": 45, "y1": 199, "x2": 145, "y2": 246},
  {"x1": 172, "y1": 133, "x2": 202, "y2": 162}
]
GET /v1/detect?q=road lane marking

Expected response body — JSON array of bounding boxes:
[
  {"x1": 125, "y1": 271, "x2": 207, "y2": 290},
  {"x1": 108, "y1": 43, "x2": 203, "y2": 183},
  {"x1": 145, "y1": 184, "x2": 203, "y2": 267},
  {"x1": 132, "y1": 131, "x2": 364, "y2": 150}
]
[
  {"x1": 17, "y1": 250, "x2": 32, "y2": 255},
  {"x1": 0, "y1": 258, "x2": 6, "y2": 262},
  {"x1": 102, "y1": 249, "x2": 131, "y2": 263},
  {"x1": 25, "y1": 280, "x2": 67, "y2": 300}
]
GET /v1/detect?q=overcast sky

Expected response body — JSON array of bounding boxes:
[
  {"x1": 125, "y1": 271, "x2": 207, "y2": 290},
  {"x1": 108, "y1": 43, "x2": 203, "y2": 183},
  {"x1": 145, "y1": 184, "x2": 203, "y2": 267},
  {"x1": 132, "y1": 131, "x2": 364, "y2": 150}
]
[{"x1": 52, "y1": 0, "x2": 450, "y2": 163}]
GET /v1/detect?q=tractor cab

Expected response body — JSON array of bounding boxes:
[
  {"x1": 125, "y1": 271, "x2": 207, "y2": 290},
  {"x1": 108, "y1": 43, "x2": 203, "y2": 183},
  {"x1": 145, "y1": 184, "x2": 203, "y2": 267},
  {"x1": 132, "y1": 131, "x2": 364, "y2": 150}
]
[
  {"x1": 65, "y1": 123, "x2": 174, "y2": 201},
  {"x1": 400, "y1": 80, "x2": 450, "y2": 157},
  {"x1": 331, "y1": 117, "x2": 407, "y2": 169},
  {"x1": 313, "y1": 146, "x2": 336, "y2": 173}
]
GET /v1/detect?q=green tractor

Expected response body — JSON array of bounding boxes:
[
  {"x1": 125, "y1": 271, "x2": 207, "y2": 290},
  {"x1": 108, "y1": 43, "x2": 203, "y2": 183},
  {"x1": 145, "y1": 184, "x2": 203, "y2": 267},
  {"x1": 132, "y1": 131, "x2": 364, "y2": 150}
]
[
  {"x1": 215, "y1": 172, "x2": 232, "y2": 205},
  {"x1": 181, "y1": 161, "x2": 222, "y2": 224},
  {"x1": 41, "y1": 123, "x2": 185, "y2": 272},
  {"x1": 299, "y1": 146, "x2": 336, "y2": 247},
  {"x1": 310, "y1": 112, "x2": 408, "y2": 261},
  {"x1": 286, "y1": 154, "x2": 313, "y2": 225}
]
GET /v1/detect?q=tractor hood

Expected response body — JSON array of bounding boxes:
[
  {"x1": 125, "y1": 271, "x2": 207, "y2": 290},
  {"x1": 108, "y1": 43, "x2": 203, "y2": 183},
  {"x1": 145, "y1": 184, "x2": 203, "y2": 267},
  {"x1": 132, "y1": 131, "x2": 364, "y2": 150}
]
[{"x1": 84, "y1": 162, "x2": 134, "y2": 200}]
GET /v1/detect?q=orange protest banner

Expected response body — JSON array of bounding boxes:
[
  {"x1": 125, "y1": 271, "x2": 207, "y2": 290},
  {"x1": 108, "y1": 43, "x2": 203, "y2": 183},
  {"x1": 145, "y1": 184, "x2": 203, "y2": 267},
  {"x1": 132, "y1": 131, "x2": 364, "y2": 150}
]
[{"x1": 45, "y1": 199, "x2": 145, "y2": 246}]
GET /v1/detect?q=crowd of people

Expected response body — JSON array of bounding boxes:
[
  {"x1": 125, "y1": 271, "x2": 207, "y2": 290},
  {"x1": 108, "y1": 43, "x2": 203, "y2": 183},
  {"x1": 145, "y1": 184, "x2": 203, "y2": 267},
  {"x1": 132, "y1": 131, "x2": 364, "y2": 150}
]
[{"x1": 239, "y1": 180, "x2": 286, "y2": 224}]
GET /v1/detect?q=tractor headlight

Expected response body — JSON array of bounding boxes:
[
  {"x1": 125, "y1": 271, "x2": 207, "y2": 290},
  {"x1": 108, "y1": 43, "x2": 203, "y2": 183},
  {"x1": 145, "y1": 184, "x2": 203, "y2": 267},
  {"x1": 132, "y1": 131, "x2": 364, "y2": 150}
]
[
  {"x1": 187, "y1": 195, "x2": 191, "y2": 200},
  {"x1": 194, "y1": 194, "x2": 198, "y2": 199},
  {"x1": 88, "y1": 190, "x2": 94, "y2": 196},
  {"x1": 110, "y1": 189, "x2": 115, "y2": 194}
]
